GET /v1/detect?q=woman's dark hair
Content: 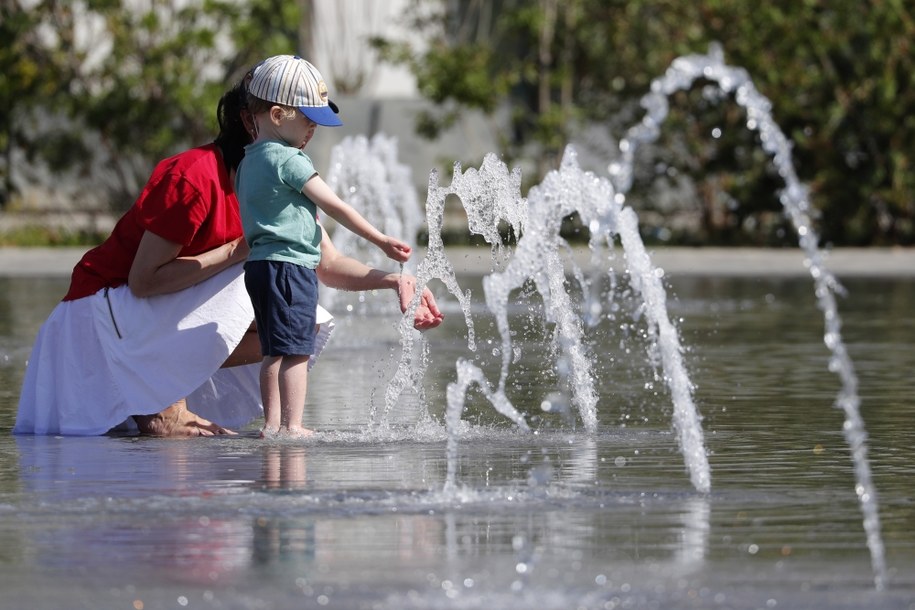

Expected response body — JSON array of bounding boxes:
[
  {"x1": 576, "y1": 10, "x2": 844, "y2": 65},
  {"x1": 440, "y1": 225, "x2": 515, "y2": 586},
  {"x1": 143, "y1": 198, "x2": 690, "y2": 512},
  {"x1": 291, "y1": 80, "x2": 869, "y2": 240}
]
[{"x1": 214, "y1": 73, "x2": 253, "y2": 173}]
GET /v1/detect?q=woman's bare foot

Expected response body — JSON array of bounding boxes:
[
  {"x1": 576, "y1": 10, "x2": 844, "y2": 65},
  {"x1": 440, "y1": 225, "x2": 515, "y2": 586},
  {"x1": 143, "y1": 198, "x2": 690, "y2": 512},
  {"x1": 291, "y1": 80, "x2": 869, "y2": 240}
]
[{"x1": 134, "y1": 399, "x2": 237, "y2": 437}]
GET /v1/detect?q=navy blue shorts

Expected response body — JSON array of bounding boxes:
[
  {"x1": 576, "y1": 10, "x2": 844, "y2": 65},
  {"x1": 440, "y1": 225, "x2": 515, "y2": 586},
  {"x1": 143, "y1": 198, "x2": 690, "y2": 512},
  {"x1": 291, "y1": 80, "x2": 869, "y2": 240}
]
[{"x1": 244, "y1": 260, "x2": 318, "y2": 357}]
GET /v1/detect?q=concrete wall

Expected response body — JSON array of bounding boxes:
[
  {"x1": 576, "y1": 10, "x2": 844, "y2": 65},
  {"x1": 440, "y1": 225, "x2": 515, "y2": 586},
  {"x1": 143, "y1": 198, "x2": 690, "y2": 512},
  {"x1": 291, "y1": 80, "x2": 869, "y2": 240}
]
[{"x1": 307, "y1": 96, "x2": 508, "y2": 195}]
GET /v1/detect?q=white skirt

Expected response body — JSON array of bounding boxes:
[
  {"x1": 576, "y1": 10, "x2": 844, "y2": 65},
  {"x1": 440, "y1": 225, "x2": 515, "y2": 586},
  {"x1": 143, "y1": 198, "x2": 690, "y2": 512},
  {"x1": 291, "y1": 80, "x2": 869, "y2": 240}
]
[{"x1": 13, "y1": 263, "x2": 335, "y2": 435}]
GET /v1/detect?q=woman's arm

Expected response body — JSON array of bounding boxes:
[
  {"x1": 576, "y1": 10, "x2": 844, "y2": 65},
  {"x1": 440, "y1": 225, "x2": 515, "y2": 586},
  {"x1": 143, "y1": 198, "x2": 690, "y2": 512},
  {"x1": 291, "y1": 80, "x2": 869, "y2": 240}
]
[
  {"x1": 315, "y1": 225, "x2": 443, "y2": 329},
  {"x1": 128, "y1": 231, "x2": 249, "y2": 298},
  {"x1": 315, "y1": 224, "x2": 395, "y2": 291}
]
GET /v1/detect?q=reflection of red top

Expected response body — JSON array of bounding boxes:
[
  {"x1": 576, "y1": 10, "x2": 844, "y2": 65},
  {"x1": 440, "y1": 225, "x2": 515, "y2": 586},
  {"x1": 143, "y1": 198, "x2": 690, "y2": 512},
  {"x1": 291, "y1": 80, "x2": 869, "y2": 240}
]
[{"x1": 64, "y1": 144, "x2": 243, "y2": 301}]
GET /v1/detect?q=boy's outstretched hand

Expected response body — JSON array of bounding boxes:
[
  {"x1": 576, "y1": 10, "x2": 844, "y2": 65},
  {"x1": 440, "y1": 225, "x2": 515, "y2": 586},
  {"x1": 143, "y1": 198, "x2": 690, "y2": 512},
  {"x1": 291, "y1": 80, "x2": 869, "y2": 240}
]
[
  {"x1": 397, "y1": 274, "x2": 444, "y2": 330},
  {"x1": 381, "y1": 236, "x2": 412, "y2": 263}
]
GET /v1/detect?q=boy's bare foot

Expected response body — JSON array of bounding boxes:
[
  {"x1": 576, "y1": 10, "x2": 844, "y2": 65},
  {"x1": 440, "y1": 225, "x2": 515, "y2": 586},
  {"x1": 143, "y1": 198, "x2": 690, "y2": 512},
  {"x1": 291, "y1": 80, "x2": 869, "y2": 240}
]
[
  {"x1": 259, "y1": 425, "x2": 280, "y2": 439},
  {"x1": 134, "y1": 400, "x2": 237, "y2": 437},
  {"x1": 281, "y1": 426, "x2": 315, "y2": 439}
]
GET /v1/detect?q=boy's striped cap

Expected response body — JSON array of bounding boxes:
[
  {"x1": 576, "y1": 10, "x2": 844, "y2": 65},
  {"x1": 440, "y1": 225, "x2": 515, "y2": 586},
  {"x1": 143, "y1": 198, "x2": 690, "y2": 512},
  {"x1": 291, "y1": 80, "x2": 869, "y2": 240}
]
[{"x1": 248, "y1": 55, "x2": 342, "y2": 126}]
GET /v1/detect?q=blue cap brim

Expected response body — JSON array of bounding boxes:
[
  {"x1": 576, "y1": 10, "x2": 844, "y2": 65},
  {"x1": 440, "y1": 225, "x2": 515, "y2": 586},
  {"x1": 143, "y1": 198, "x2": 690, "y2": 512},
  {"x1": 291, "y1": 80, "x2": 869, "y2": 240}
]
[{"x1": 299, "y1": 104, "x2": 342, "y2": 127}]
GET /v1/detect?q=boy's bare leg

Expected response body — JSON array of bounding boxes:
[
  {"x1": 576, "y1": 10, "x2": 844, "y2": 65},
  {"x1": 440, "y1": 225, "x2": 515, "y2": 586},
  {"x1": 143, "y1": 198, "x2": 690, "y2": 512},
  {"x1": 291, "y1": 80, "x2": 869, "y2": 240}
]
[
  {"x1": 134, "y1": 398, "x2": 236, "y2": 437},
  {"x1": 259, "y1": 356, "x2": 283, "y2": 437},
  {"x1": 279, "y1": 355, "x2": 312, "y2": 438}
]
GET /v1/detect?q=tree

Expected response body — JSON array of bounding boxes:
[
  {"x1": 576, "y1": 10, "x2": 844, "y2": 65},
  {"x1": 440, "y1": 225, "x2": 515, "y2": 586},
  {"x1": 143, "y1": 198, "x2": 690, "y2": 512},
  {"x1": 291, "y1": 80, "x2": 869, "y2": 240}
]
[
  {"x1": 372, "y1": 0, "x2": 915, "y2": 246},
  {"x1": 0, "y1": 0, "x2": 305, "y2": 211},
  {"x1": 0, "y1": 2, "x2": 76, "y2": 206}
]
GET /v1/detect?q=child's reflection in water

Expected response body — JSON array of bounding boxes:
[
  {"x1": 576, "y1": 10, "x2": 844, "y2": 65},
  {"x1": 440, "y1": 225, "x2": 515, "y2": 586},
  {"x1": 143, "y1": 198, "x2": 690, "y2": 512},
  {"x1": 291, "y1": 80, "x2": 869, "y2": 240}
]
[{"x1": 253, "y1": 446, "x2": 314, "y2": 565}]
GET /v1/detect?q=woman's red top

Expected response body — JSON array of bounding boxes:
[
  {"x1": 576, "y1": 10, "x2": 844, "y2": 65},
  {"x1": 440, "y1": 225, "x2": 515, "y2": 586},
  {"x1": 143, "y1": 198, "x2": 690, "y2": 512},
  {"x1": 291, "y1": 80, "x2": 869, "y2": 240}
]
[{"x1": 64, "y1": 144, "x2": 243, "y2": 301}]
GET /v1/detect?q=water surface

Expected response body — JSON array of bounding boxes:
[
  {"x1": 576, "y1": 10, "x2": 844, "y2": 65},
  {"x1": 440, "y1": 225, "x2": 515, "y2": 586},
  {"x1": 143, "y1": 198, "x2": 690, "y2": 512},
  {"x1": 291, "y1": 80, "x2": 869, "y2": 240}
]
[{"x1": 0, "y1": 272, "x2": 913, "y2": 609}]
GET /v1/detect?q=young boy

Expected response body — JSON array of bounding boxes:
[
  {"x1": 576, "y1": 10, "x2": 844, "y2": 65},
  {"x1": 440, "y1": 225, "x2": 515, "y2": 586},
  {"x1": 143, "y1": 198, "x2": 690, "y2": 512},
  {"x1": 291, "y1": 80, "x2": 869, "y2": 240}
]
[{"x1": 235, "y1": 55, "x2": 412, "y2": 438}]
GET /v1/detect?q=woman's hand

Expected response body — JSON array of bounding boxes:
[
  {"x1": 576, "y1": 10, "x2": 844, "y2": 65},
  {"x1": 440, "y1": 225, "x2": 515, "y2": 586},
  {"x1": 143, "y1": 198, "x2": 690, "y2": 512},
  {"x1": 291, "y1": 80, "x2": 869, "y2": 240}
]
[
  {"x1": 226, "y1": 235, "x2": 250, "y2": 265},
  {"x1": 316, "y1": 225, "x2": 442, "y2": 330},
  {"x1": 397, "y1": 274, "x2": 444, "y2": 330}
]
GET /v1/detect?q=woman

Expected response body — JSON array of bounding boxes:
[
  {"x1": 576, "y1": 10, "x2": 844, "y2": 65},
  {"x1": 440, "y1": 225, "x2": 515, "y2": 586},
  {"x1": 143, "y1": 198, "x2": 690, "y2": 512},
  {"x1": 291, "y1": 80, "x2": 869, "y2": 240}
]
[{"x1": 13, "y1": 68, "x2": 443, "y2": 437}]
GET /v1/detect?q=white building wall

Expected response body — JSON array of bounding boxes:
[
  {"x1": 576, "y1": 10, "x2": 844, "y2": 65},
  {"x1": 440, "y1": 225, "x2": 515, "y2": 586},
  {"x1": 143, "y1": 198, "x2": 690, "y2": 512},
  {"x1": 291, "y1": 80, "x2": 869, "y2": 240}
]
[{"x1": 309, "y1": 0, "x2": 421, "y2": 99}]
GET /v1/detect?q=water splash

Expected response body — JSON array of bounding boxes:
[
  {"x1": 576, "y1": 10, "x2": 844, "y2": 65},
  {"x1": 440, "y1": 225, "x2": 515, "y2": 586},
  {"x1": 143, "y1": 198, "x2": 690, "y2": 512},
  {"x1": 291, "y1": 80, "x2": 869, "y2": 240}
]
[
  {"x1": 425, "y1": 147, "x2": 710, "y2": 494},
  {"x1": 609, "y1": 43, "x2": 886, "y2": 590},
  {"x1": 379, "y1": 155, "x2": 527, "y2": 426},
  {"x1": 368, "y1": 144, "x2": 711, "y2": 492},
  {"x1": 350, "y1": 44, "x2": 884, "y2": 591}
]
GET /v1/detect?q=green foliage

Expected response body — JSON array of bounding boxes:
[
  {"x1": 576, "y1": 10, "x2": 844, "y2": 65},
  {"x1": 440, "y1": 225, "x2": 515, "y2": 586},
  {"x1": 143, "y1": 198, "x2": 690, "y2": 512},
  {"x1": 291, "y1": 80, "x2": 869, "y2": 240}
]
[
  {"x1": 0, "y1": 224, "x2": 107, "y2": 247},
  {"x1": 0, "y1": 0, "x2": 302, "y2": 211},
  {"x1": 0, "y1": 3, "x2": 69, "y2": 205},
  {"x1": 3, "y1": 1, "x2": 913, "y2": 246},
  {"x1": 374, "y1": 0, "x2": 915, "y2": 246}
]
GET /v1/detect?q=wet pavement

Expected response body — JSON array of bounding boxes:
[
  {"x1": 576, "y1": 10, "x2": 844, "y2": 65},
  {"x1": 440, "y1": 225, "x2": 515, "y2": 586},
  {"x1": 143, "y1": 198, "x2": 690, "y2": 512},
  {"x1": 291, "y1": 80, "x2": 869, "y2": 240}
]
[{"x1": 2, "y1": 246, "x2": 914, "y2": 278}]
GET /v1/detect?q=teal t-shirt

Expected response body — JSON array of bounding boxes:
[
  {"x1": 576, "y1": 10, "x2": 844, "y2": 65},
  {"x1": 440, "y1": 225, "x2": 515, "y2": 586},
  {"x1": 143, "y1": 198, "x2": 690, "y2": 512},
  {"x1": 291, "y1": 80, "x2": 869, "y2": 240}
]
[{"x1": 235, "y1": 140, "x2": 321, "y2": 268}]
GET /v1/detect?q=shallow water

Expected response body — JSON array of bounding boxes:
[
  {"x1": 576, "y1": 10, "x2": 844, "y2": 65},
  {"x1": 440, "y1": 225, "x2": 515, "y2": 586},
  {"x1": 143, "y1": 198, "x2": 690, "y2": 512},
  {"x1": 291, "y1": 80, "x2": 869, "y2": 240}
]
[{"x1": 0, "y1": 271, "x2": 913, "y2": 610}]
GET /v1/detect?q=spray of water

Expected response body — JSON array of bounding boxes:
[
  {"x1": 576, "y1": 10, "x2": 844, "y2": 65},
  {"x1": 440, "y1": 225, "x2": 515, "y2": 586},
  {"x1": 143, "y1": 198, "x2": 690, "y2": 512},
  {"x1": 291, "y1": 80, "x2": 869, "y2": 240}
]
[
  {"x1": 379, "y1": 155, "x2": 528, "y2": 426},
  {"x1": 607, "y1": 43, "x2": 886, "y2": 591},
  {"x1": 412, "y1": 147, "x2": 711, "y2": 494},
  {"x1": 337, "y1": 45, "x2": 885, "y2": 591}
]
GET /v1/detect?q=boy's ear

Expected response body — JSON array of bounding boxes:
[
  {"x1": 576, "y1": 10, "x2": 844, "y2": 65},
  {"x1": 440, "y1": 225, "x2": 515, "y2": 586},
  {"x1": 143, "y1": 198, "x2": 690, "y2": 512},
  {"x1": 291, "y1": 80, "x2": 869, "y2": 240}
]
[
  {"x1": 269, "y1": 105, "x2": 285, "y2": 125},
  {"x1": 241, "y1": 108, "x2": 256, "y2": 139}
]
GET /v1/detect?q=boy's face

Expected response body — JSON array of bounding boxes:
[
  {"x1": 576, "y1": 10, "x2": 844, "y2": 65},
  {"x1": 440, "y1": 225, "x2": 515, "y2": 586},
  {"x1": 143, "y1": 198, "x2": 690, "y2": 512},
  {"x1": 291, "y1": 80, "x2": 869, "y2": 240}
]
[{"x1": 278, "y1": 110, "x2": 317, "y2": 150}]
